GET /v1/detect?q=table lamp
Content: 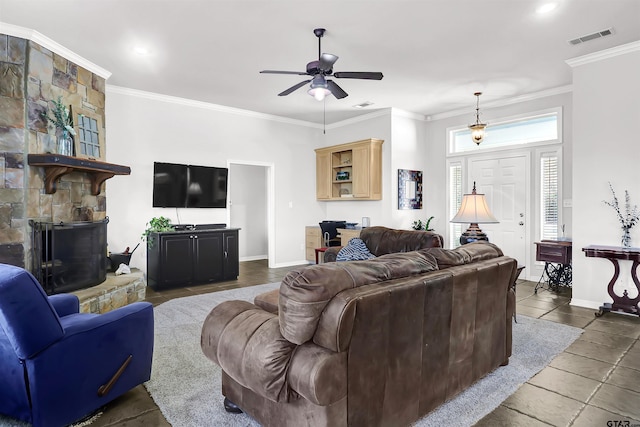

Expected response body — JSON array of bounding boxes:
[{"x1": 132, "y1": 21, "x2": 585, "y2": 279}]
[{"x1": 450, "y1": 182, "x2": 499, "y2": 244}]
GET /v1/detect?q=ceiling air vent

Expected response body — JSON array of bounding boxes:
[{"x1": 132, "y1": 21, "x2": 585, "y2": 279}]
[
  {"x1": 353, "y1": 101, "x2": 374, "y2": 109},
  {"x1": 568, "y1": 28, "x2": 613, "y2": 45}
]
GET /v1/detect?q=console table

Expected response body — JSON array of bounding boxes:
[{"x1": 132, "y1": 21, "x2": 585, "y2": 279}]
[
  {"x1": 147, "y1": 227, "x2": 239, "y2": 290},
  {"x1": 582, "y1": 245, "x2": 640, "y2": 317},
  {"x1": 534, "y1": 240, "x2": 572, "y2": 293}
]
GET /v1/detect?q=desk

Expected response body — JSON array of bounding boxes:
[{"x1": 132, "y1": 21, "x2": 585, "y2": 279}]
[
  {"x1": 534, "y1": 240, "x2": 572, "y2": 293},
  {"x1": 582, "y1": 245, "x2": 640, "y2": 317},
  {"x1": 337, "y1": 228, "x2": 361, "y2": 246}
]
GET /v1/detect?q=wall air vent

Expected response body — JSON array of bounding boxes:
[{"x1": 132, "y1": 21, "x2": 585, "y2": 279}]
[{"x1": 568, "y1": 28, "x2": 613, "y2": 45}]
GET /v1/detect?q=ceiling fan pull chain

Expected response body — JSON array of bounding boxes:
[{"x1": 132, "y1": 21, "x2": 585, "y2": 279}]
[{"x1": 323, "y1": 99, "x2": 326, "y2": 134}]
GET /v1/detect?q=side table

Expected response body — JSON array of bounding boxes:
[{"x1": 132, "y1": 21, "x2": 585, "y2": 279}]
[
  {"x1": 512, "y1": 265, "x2": 525, "y2": 323},
  {"x1": 582, "y1": 245, "x2": 640, "y2": 317},
  {"x1": 314, "y1": 247, "x2": 328, "y2": 264},
  {"x1": 534, "y1": 240, "x2": 572, "y2": 293}
]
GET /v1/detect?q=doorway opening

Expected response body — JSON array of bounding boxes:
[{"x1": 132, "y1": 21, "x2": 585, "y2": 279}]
[{"x1": 227, "y1": 162, "x2": 275, "y2": 267}]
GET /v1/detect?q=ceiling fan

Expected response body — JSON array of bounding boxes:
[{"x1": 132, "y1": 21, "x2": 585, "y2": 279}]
[{"x1": 260, "y1": 28, "x2": 384, "y2": 101}]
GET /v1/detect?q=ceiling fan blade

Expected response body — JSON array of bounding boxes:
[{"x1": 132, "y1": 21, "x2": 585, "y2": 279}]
[
  {"x1": 333, "y1": 71, "x2": 384, "y2": 80},
  {"x1": 319, "y1": 53, "x2": 339, "y2": 71},
  {"x1": 327, "y1": 80, "x2": 348, "y2": 99},
  {"x1": 260, "y1": 70, "x2": 310, "y2": 76},
  {"x1": 278, "y1": 80, "x2": 312, "y2": 96}
]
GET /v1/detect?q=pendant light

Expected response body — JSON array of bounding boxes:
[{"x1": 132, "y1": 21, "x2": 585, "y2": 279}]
[{"x1": 469, "y1": 92, "x2": 487, "y2": 145}]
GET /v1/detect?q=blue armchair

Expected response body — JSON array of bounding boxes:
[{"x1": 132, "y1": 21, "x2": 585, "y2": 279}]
[{"x1": 0, "y1": 263, "x2": 154, "y2": 427}]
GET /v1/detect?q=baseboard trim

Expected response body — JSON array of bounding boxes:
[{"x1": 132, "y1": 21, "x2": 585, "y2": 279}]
[{"x1": 239, "y1": 255, "x2": 268, "y2": 262}]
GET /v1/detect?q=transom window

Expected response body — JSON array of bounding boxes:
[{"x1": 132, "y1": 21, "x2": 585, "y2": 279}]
[{"x1": 449, "y1": 109, "x2": 561, "y2": 154}]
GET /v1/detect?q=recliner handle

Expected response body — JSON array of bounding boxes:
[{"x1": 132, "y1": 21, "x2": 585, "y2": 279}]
[{"x1": 98, "y1": 355, "x2": 132, "y2": 397}]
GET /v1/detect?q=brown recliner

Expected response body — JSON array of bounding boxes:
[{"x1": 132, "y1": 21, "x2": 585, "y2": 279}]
[
  {"x1": 201, "y1": 242, "x2": 517, "y2": 427},
  {"x1": 323, "y1": 226, "x2": 444, "y2": 262}
]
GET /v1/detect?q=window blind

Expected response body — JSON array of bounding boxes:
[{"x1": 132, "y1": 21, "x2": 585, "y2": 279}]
[{"x1": 541, "y1": 155, "x2": 558, "y2": 240}]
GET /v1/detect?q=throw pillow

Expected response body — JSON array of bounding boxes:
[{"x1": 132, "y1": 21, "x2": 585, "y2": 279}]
[{"x1": 336, "y1": 238, "x2": 375, "y2": 261}]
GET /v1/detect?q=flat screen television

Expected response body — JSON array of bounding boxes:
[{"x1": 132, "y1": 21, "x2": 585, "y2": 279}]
[{"x1": 153, "y1": 162, "x2": 228, "y2": 208}]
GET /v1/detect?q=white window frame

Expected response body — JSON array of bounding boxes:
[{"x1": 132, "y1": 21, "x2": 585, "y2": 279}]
[
  {"x1": 534, "y1": 146, "x2": 564, "y2": 244},
  {"x1": 447, "y1": 160, "x2": 463, "y2": 249},
  {"x1": 446, "y1": 107, "x2": 563, "y2": 157}
]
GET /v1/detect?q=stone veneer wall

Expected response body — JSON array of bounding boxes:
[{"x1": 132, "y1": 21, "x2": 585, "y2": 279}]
[{"x1": 0, "y1": 34, "x2": 107, "y2": 268}]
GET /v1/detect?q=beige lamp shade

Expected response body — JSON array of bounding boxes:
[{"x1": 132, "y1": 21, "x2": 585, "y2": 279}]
[
  {"x1": 450, "y1": 183, "x2": 498, "y2": 244},
  {"x1": 450, "y1": 193, "x2": 498, "y2": 224}
]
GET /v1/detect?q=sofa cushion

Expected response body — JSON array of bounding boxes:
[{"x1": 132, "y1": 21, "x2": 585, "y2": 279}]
[
  {"x1": 360, "y1": 226, "x2": 443, "y2": 256},
  {"x1": 279, "y1": 251, "x2": 439, "y2": 344},
  {"x1": 421, "y1": 241, "x2": 504, "y2": 269},
  {"x1": 254, "y1": 289, "x2": 279, "y2": 313},
  {"x1": 336, "y1": 238, "x2": 375, "y2": 261}
]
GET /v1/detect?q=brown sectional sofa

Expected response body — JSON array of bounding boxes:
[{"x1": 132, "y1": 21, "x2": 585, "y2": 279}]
[
  {"x1": 323, "y1": 226, "x2": 444, "y2": 262},
  {"x1": 201, "y1": 242, "x2": 517, "y2": 427}
]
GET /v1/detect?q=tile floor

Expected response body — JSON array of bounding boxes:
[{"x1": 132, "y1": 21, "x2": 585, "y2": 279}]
[{"x1": 89, "y1": 261, "x2": 640, "y2": 427}]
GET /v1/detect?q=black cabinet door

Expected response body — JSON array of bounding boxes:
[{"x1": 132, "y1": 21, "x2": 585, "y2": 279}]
[
  {"x1": 161, "y1": 234, "x2": 194, "y2": 286},
  {"x1": 193, "y1": 233, "x2": 224, "y2": 283},
  {"x1": 223, "y1": 231, "x2": 239, "y2": 279}
]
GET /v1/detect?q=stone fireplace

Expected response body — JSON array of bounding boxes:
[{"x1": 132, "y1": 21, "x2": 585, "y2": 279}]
[{"x1": 0, "y1": 32, "x2": 128, "y2": 290}]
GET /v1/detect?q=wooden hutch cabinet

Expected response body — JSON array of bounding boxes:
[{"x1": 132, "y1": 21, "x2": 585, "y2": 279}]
[{"x1": 315, "y1": 138, "x2": 384, "y2": 201}]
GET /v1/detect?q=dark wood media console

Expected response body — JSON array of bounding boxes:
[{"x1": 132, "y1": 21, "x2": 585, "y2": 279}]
[{"x1": 146, "y1": 227, "x2": 239, "y2": 290}]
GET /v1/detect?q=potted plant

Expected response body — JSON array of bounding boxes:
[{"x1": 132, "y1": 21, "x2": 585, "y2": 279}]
[
  {"x1": 141, "y1": 216, "x2": 174, "y2": 248},
  {"x1": 411, "y1": 216, "x2": 435, "y2": 231},
  {"x1": 41, "y1": 96, "x2": 76, "y2": 156}
]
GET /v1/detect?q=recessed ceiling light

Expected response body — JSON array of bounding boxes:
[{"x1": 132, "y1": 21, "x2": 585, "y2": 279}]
[
  {"x1": 353, "y1": 101, "x2": 374, "y2": 109},
  {"x1": 133, "y1": 46, "x2": 151, "y2": 56},
  {"x1": 536, "y1": 2, "x2": 558, "y2": 14}
]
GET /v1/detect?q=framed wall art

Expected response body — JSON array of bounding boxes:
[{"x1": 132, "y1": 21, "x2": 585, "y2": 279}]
[{"x1": 398, "y1": 169, "x2": 423, "y2": 210}]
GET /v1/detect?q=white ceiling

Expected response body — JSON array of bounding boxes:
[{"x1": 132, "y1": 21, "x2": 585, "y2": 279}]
[{"x1": 1, "y1": 0, "x2": 639, "y2": 124}]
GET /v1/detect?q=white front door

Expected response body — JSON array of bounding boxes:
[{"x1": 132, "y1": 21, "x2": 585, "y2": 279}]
[{"x1": 469, "y1": 155, "x2": 528, "y2": 266}]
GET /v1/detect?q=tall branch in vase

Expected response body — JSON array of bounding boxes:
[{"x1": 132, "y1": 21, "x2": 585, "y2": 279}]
[{"x1": 603, "y1": 182, "x2": 640, "y2": 248}]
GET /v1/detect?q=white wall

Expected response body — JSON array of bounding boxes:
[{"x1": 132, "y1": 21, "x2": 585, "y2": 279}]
[
  {"x1": 570, "y1": 43, "x2": 640, "y2": 309},
  {"x1": 229, "y1": 163, "x2": 268, "y2": 260},
  {"x1": 318, "y1": 109, "x2": 430, "y2": 230},
  {"x1": 105, "y1": 88, "x2": 325, "y2": 270}
]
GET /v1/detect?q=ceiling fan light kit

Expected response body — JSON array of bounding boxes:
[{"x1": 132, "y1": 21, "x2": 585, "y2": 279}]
[
  {"x1": 260, "y1": 28, "x2": 383, "y2": 101},
  {"x1": 308, "y1": 75, "x2": 331, "y2": 101},
  {"x1": 469, "y1": 92, "x2": 487, "y2": 145}
]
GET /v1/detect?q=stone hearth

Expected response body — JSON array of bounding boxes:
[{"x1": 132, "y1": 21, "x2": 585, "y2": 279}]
[{"x1": 73, "y1": 269, "x2": 146, "y2": 314}]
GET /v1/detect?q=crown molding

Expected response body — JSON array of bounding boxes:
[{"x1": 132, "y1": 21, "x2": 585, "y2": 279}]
[
  {"x1": 391, "y1": 108, "x2": 427, "y2": 121},
  {"x1": 0, "y1": 22, "x2": 111, "y2": 79},
  {"x1": 566, "y1": 40, "x2": 640, "y2": 68},
  {"x1": 106, "y1": 85, "x2": 322, "y2": 128},
  {"x1": 325, "y1": 108, "x2": 392, "y2": 130},
  {"x1": 428, "y1": 85, "x2": 573, "y2": 121}
]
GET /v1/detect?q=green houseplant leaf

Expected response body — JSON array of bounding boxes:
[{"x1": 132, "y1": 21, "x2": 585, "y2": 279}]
[{"x1": 141, "y1": 216, "x2": 174, "y2": 248}]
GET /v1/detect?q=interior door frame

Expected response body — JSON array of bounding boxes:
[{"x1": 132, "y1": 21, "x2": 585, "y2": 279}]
[
  {"x1": 448, "y1": 149, "x2": 533, "y2": 278},
  {"x1": 469, "y1": 152, "x2": 531, "y2": 272},
  {"x1": 227, "y1": 160, "x2": 275, "y2": 268}
]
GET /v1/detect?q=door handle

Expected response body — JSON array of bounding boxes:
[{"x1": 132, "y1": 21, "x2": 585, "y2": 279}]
[{"x1": 519, "y1": 221, "x2": 524, "y2": 226}]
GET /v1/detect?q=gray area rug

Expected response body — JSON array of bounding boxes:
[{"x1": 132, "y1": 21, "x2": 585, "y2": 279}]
[
  {"x1": 144, "y1": 282, "x2": 583, "y2": 427},
  {"x1": 0, "y1": 282, "x2": 583, "y2": 427}
]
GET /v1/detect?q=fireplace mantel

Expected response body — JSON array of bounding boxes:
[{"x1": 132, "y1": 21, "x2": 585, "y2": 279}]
[{"x1": 27, "y1": 154, "x2": 131, "y2": 195}]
